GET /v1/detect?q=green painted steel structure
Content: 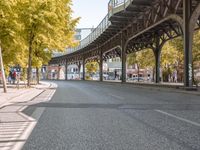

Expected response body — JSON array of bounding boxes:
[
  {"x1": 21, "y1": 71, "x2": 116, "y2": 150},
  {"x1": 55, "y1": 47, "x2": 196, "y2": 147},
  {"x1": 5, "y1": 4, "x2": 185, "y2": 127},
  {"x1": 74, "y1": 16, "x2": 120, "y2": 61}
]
[{"x1": 50, "y1": 0, "x2": 200, "y2": 88}]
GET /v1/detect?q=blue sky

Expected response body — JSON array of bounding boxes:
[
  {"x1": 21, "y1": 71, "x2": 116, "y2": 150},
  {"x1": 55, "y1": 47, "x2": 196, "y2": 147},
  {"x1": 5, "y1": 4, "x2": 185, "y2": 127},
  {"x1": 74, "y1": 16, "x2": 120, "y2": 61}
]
[{"x1": 71, "y1": 0, "x2": 109, "y2": 28}]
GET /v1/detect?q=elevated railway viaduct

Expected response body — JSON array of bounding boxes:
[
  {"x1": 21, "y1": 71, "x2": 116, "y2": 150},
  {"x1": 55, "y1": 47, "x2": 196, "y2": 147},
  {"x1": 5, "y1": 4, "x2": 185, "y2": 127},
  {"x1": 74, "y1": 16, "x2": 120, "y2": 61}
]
[{"x1": 49, "y1": 0, "x2": 200, "y2": 88}]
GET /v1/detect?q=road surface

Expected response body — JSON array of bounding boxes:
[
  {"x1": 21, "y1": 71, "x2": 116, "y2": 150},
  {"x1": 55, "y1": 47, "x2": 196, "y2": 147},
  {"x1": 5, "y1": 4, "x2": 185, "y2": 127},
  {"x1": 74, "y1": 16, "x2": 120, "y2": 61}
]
[{"x1": 22, "y1": 81, "x2": 200, "y2": 150}]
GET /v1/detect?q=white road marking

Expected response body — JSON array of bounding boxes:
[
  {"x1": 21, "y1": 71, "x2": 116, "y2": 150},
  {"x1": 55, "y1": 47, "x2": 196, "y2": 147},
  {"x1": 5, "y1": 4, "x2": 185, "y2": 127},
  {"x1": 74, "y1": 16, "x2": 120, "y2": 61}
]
[
  {"x1": 155, "y1": 109, "x2": 200, "y2": 127},
  {"x1": 12, "y1": 122, "x2": 37, "y2": 150},
  {"x1": 109, "y1": 94, "x2": 124, "y2": 100}
]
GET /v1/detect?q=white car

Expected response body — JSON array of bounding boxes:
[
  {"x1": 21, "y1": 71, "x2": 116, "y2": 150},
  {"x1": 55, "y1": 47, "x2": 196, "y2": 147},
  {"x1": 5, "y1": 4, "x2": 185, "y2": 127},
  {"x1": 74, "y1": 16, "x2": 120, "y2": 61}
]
[{"x1": 92, "y1": 75, "x2": 99, "y2": 80}]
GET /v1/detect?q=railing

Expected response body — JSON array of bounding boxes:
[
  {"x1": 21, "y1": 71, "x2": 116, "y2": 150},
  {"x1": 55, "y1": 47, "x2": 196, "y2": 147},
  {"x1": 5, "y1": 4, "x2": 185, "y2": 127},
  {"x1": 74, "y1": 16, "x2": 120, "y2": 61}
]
[
  {"x1": 65, "y1": 0, "x2": 132, "y2": 55},
  {"x1": 69, "y1": 15, "x2": 111, "y2": 53},
  {"x1": 108, "y1": 0, "x2": 124, "y2": 13},
  {"x1": 108, "y1": 0, "x2": 133, "y2": 18}
]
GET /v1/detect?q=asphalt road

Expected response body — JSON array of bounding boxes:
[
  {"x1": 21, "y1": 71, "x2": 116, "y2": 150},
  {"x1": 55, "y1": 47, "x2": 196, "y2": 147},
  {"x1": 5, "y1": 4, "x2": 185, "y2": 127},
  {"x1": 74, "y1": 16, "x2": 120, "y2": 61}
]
[{"x1": 22, "y1": 81, "x2": 200, "y2": 150}]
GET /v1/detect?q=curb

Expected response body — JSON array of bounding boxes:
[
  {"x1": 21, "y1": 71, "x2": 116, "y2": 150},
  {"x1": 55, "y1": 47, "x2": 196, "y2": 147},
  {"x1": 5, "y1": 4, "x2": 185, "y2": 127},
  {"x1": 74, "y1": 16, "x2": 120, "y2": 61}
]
[
  {"x1": 62, "y1": 80, "x2": 200, "y2": 96},
  {"x1": 106, "y1": 81, "x2": 200, "y2": 96}
]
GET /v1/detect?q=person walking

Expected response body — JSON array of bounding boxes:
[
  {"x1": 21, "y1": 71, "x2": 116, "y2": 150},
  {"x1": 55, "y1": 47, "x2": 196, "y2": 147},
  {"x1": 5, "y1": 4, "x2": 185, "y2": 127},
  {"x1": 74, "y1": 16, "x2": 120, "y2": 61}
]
[
  {"x1": 16, "y1": 72, "x2": 20, "y2": 89},
  {"x1": 12, "y1": 69, "x2": 17, "y2": 84},
  {"x1": 8, "y1": 70, "x2": 12, "y2": 84}
]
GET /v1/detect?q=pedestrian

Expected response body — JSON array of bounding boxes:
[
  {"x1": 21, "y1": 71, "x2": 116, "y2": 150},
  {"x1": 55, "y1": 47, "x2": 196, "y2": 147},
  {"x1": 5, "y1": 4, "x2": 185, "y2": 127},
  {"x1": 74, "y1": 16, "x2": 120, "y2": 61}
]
[
  {"x1": 168, "y1": 74, "x2": 171, "y2": 82},
  {"x1": 174, "y1": 71, "x2": 177, "y2": 83},
  {"x1": 172, "y1": 70, "x2": 177, "y2": 83},
  {"x1": 16, "y1": 72, "x2": 20, "y2": 89},
  {"x1": 8, "y1": 70, "x2": 12, "y2": 84},
  {"x1": 12, "y1": 69, "x2": 17, "y2": 84}
]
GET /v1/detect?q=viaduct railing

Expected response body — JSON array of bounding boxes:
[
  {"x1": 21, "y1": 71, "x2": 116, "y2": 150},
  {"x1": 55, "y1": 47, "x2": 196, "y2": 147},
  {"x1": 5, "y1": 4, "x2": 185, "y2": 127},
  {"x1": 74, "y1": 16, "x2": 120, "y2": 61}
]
[{"x1": 67, "y1": 0, "x2": 132, "y2": 54}]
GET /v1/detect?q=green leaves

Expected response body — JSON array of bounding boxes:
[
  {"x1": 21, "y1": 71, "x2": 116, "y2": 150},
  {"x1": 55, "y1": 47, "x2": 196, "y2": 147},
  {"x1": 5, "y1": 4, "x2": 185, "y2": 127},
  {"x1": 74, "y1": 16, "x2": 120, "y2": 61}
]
[
  {"x1": 0, "y1": 0, "x2": 25, "y2": 67},
  {"x1": 0, "y1": 0, "x2": 79, "y2": 86},
  {"x1": 127, "y1": 49, "x2": 154, "y2": 69},
  {"x1": 86, "y1": 62, "x2": 99, "y2": 75}
]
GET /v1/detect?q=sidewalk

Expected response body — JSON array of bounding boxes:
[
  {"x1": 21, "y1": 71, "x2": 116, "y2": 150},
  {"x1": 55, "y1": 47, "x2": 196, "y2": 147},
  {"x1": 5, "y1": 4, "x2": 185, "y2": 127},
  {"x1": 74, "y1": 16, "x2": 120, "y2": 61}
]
[
  {"x1": 0, "y1": 81, "x2": 56, "y2": 108},
  {"x1": 0, "y1": 81, "x2": 57, "y2": 150}
]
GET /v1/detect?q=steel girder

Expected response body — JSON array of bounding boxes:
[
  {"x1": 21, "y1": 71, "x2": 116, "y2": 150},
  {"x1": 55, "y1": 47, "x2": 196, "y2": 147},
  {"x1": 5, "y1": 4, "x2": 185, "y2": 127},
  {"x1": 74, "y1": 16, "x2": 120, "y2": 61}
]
[{"x1": 49, "y1": 0, "x2": 184, "y2": 65}]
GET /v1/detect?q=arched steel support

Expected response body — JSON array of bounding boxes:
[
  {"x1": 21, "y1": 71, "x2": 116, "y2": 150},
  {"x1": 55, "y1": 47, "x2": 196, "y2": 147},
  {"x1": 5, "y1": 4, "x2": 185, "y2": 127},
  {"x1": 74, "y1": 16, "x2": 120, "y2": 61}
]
[
  {"x1": 127, "y1": 14, "x2": 183, "y2": 43},
  {"x1": 125, "y1": 14, "x2": 184, "y2": 84},
  {"x1": 103, "y1": 45, "x2": 121, "y2": 55}
]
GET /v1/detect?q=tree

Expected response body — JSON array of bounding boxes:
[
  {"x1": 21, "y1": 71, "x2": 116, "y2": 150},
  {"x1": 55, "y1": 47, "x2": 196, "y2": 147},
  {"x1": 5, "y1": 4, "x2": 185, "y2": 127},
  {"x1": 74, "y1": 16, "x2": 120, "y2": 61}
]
[
  {"x1": 167, "y1": 31, "x2": 200, "y2": 84},
  {"x1": 192, "y1": 31, "x2": 200, "y2": 70},
  {"x1": 32, "y1": 43, "x2": 52, "y2": 84},
  {"x1": 127, "y1": 53, "x2": 140, "y2": 81},
  {"x1": 0, "y1": 44, "x2": 7, "y2": 92},
  {"x1": 127, "y1": 49, "x2": 154, "y2": 81},
  {"x1": 0, "y1": 0, "x2": 25, "y2": 92},
  {"x1": 85, "y1": 62, "x2": 99, "y2": 79},
  {"x1": 17, "y1": 0, "x2": 78, "y2": 86},
  {"x1": 161, "y1": 40, "x2": 184, "y2": 82}
]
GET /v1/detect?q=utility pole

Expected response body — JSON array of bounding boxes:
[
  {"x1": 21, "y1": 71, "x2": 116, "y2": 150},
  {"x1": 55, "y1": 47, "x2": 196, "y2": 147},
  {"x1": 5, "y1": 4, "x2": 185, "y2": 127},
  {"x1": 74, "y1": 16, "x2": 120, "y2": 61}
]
[{"x1": 0, "y1": 42, "x2": 7, "y2": 93}]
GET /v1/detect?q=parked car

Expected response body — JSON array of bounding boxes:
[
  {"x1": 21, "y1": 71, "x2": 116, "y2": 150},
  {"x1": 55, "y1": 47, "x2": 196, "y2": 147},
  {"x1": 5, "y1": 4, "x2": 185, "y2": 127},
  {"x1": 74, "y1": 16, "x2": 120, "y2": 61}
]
[
  {"x1": 103, "y1": 74, "x2": 109, "y2": 80},
  {"x1": 92, "y1": 75, "x2": 99, "y2": 80},
  {"x1": 108, "y1": 76, "x2": 116, "y2": 80},
  {"x1": 129, "y1": 77, "x2": 144, "y2": 82}
]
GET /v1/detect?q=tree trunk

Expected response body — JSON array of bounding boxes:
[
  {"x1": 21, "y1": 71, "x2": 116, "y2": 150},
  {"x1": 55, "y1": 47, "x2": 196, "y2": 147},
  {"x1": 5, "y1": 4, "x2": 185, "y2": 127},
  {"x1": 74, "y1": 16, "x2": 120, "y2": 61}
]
[
  {"x1": 27, "y1": 31, "x2": 35, "y2": 87},
  {"x1": 27, "y1": 44, "x2": 32, "y2": 87},
  {"x1": 78, "y1": 63, "x2": 81, "y2": 80},
  {"x1": 176, "y1": 67, "x2": 179, "y2": 82},
  {"x1": 152, "y1": 67, "x2": 155, "y2": 82},
  {"x1": 0, "y1": 44, "x2": 7, "y2": 93},
  {"x1": 36, "y1": 67, "x2": 40, "y2": 84}
]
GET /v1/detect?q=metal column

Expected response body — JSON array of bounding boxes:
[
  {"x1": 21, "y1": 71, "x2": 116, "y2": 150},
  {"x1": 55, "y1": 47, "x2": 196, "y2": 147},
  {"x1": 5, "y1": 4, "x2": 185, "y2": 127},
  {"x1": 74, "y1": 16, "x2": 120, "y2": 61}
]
[
  {"x1": 82, "y1": 59, "x2": 85, "y2": 80},
  {"x1": 99, "y1": 52, "x2": 103, "y2": 82},
  {"x1": 183, "y1": 0, "x2": 193, "y2": 87},
  {"x1": 154, "y1": 36, "x2": 161, "y2": 83},
  {"x1": 121, "y1": 47, "x2": 126, "y2": 83},
  {"x1": 154, "y1": 50, "x2": 161, "y2": 83},
  {"x1": 57, "y1": 65, "x2": 61, "y2": 80},
  {"x1": 77, "y1": 62, "x2": 81, "y2": 80},
  {"x1": 121, "y1": 33, "x2": 127, "y2": 83},
  {"x1": 65, "y1": 61, "x2": 68, "y2": 80}
]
